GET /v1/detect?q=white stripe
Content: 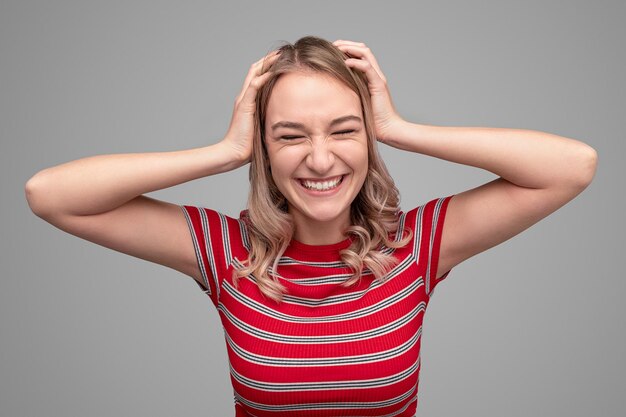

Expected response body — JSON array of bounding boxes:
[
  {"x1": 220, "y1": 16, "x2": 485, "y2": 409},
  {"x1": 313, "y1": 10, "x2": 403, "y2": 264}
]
[
  {"x1": 426, "y1": 197, "x2": 446, "y2": 296},
  {"x1": 230, "y1": 356, "x2": 420, "y2": 391},
  {"x1": 197, "y1": 208, "x2": 221, "y2": 300},
  {"x1": 224, "y1": 326, "x2": 422, "y2": 368},
  {"x1": 232, "y1": 251, "x2": 417, "y2": 308},
  {"x1": 235, "y1": 384, "x2": 418, "y2": 414},
  {"x1": 179, "y1": 206, "x2": 212, "y2": 295},
  {"x1": 217, "y1": 300, "x2": 426, "y2": 345},
  {"x1": 221, "y1": 275, "x2": 424, "y2": 324}
]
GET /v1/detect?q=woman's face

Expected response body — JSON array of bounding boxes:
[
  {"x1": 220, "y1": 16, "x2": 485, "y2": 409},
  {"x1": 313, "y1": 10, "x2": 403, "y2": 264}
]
[{"x1": 264, "y1": 71, "x2": 368, "y2": 240}]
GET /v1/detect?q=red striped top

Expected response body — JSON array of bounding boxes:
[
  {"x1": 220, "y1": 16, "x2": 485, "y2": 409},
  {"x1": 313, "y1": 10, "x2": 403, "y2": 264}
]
[{"x1": 180, "y1": 195, "x2": 453, "y2": 417}]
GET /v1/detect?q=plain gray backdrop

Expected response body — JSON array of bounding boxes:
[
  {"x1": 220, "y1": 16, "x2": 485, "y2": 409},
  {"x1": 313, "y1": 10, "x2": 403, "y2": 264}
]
[{"x1": 2, "y1": 0, "x2": 624, "y2": 416}]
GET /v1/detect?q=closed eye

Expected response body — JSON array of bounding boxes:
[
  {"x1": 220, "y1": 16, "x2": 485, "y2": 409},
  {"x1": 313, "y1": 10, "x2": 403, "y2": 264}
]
[
  {"x1": 279, "y1": 130, "x2": 356, "y2": 140},
  {"x1": 335, "y1": 130, "x2": 356, "y2": 136}
]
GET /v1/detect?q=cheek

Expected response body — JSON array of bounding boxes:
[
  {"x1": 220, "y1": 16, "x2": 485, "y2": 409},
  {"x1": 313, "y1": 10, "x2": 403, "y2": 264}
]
[
  {"x1": 337, "y1": 141, "x2": 369, "y2": 173},
  {"x1": 270, "y1": 167, "x2": 286, "y2": 189},
  {"x1": 267, "y1": 153, "x2": 296, "y2": 191}
]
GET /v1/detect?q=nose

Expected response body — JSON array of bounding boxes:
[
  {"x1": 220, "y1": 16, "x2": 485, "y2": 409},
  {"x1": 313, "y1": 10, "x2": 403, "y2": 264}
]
[{"x1": 305, "y1": 139, "x2": 335, "y2": 174}]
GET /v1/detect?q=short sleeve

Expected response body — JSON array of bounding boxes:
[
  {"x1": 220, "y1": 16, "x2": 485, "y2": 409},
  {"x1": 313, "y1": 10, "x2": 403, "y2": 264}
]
[
  {"x1": 178, "y1": 205, "x2": 248, "y2": 308},
  {"x1": 407, "y1": 195, "x2": 455, "y2": 298}
]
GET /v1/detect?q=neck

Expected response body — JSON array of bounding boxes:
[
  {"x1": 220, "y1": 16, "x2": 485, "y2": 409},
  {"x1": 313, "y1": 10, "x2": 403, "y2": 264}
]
[{"x1": 291, "y1": 214, "x2": 351, "y2": 246}]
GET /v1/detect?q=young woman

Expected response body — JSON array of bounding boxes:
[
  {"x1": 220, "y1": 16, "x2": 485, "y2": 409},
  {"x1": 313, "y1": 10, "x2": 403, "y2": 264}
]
[{"x1": 25, "y1": 36, "x2": 597, "y2": 416}]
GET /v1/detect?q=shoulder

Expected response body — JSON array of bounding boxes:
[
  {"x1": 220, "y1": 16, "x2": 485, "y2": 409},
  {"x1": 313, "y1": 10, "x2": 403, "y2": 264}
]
[
  {"x1": 397, "y1": 195, "x2": 454, "y2": 256},
  {"x1": 402, "y1": 196, "x2": 453, "y2": 229},
  {"x1": 179, "y1": 205, "x2": 250, "y2": 253}
]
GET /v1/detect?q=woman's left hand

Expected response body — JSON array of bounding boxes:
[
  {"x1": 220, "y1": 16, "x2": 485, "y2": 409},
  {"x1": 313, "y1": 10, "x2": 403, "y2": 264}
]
[{"x1": 333, "y1": 40, "x2": 404, "y2": 144}]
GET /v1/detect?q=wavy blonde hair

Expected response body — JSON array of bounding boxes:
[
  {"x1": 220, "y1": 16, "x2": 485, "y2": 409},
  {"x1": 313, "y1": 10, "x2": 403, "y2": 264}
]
[{"x1": 235, "y1": 36, "x2": 411, "y2": 302}]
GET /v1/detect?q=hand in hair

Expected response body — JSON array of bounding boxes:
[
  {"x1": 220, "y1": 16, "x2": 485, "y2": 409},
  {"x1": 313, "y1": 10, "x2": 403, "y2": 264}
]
[
  {"x1": 333, "y1": 40, "x2": 404, "y2": 144},
  {"x1": 221, "y1": 50, "x2": 280, "y2": 168}
]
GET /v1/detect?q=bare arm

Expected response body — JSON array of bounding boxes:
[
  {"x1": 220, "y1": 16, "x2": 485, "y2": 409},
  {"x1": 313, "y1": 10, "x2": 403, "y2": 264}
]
[
  {"x1": 384, "y1": 123, "x2": 596, "y2": 191},
  {"x1": 25, "y1": 50, "x2": 280, "y2": 282},
  {"x1": 25, "y1": 143, "x2": 240, "y2": 218},
  {"x1": 24, "y1": 143, "x2": 242, "y2": 281},
  {"x1": 388, "y1": 122, "x2": 597, "y2": 278}
]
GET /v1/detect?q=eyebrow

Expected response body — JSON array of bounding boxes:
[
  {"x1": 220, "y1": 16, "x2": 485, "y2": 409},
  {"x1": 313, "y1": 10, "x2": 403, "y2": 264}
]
[{"x1": 270, "y1": 115, "x2": 362, "y2": 131}]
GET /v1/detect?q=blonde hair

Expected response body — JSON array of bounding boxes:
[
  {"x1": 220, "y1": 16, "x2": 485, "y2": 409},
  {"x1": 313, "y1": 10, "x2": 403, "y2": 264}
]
[{"x1": 235, "y1": 36, "x2": 411, "y2": 302}]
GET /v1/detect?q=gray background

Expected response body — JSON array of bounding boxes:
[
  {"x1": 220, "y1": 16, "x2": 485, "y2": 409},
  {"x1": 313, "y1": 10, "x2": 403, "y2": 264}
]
[{"x1": 2, "y1": 0, "x2": 624, "y2": 416}]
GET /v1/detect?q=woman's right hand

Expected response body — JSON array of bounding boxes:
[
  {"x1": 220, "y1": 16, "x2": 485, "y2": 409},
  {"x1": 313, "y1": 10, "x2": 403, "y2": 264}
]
[{"x1": 221, "y1": 50, "x2": 280, "y2": 168}]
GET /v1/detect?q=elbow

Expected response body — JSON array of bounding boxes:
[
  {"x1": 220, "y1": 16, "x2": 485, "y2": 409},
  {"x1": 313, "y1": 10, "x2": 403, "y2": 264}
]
[
  {"x1": 567, "y1": 144, "x2": 598, "y2": 192},
  {"x1": 25, "y1": 171, "x2": 52, "y2": 218}
]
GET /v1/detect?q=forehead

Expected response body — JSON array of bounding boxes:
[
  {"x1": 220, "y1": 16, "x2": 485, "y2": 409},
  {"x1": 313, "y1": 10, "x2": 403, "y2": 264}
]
[{"x1": 266, "y1": 72, "x2": 362, "y2": 127}]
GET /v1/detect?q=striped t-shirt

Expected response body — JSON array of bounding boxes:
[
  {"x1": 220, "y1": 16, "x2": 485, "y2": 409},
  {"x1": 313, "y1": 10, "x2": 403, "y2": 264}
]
[{"x1": 180, "y1": 195, "x2": 453, "y2": 417}]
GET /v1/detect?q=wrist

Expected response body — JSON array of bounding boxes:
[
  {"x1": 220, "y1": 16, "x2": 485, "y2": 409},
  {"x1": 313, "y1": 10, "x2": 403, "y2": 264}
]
[
  {"x1": 379, "y1": 118, "x2": 413, "y2": 148},
  {"x1": 382, "y1": 120, "x2": 435, "y2": 153},
  {"x1": 212, "y1": 140, "x2": 249, "y2": 171}
]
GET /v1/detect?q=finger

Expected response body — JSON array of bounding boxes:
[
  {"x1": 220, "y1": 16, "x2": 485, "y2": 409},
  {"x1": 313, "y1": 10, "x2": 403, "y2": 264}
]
[
  {"x1": 344, "y1": 58, "x2": 386, "y2": 90},
  {"x1": 238, "y1": 70, "x2": 274, "y2": 110},
  {"x1": 334, "y1": 43, "x2": 386, "y2": 83},
  {"x1": 333, "y1": 39, "x2": 366, "y2": 48},
  {"x1": 239, "y1": 51, "x2": 280, "y2": 97},
  {"x1": 335, "y1": 43, "x2": 380, "y2": 65},
  {"x1": 236, "y1": 51, "x2": 280, "y2": 103},
  {"x1": 257, "y1": 49, "x2": 281, "y2": 71}
]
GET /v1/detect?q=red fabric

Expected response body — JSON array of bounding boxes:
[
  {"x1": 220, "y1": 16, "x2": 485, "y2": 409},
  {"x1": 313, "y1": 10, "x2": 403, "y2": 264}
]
[{"x1": 180, "y1": 196, "x2": 454, "y2": 417}]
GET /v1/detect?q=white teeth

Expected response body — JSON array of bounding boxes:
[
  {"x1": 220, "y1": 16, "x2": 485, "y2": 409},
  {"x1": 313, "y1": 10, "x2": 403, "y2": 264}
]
[{"x1": 302, "y1": 176, "x2": 342, "y2": 191}]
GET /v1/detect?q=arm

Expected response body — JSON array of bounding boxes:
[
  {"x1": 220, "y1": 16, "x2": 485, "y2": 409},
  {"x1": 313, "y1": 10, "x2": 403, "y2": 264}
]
[
  {"x1": 387, "y1": 122, "x2": 597, "y2": 278},
  {"x1": 333, "y1": 40, "x2": 598, "y2": 279},
  {"x1": 24, "y1": 144, "x2": 240, "y2": 281},
  {"x1": 25, "y1": 143, "x2": 242, "y2": 218},
  {"x1": 25, "y1": 50, "x2": 280, "y2": 282}
]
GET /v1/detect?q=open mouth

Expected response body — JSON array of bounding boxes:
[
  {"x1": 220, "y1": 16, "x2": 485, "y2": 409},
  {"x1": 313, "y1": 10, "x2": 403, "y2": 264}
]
[{"x1": 298, "y1": 175, "x2": 344, "y2": 192}]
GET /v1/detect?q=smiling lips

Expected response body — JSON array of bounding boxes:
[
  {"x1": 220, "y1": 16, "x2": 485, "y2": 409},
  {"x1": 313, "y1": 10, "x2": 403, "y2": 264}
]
[{"x1": 299, "y1": 175, "x2": 344, "y2": 191}]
